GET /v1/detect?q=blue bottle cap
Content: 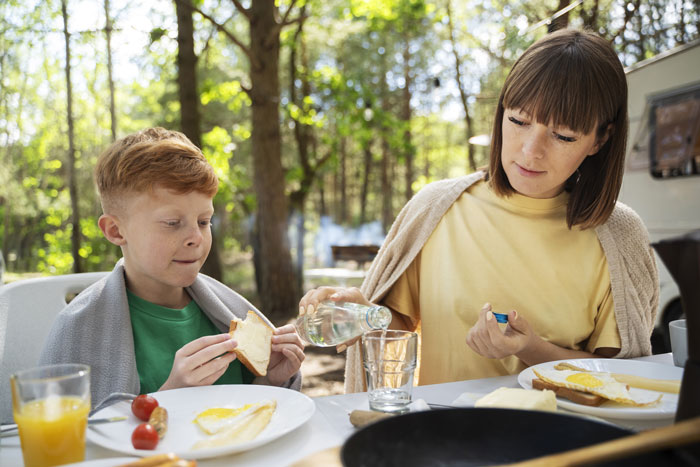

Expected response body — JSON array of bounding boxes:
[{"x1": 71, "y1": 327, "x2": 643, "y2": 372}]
[{"x1": 492, "y1": 312, "x2": 508, "y2": 323}]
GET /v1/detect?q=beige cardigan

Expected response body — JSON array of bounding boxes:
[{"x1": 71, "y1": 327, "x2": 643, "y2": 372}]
[{"x1": 344, "y1": 172, "x2": 659, "y2": 393}]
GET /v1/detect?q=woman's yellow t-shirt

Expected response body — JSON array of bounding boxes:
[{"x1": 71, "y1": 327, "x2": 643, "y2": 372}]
[{"x1": 382, "y1": 179, "x2": 620, "y2": 385}]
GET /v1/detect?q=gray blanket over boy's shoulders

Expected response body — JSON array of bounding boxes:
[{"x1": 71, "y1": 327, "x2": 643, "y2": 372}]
[{"x1": 39, "y1": 260, "x2": 301, "y2": 410}]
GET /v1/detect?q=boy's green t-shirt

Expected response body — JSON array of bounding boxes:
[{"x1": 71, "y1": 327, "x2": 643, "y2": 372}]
[{"x1": 127, "y1": 290, "x2": 255, "y2": 394}]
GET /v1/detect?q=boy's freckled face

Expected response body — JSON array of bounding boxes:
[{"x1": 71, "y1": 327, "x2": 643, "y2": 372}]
[{"x1": 118, "y1": 186, "x2": 214, "y2": 303}]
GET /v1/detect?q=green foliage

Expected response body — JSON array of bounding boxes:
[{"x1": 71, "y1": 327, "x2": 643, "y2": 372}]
[
  {"x1": 201, "y1": 80, "x2": 251, "y2": 112},
  {"x1": 149, "y1": 28, "x2": 168, "y2": 44},
  {"x1": 1, "y1": 0, "x2": 697, "y2": 278}
]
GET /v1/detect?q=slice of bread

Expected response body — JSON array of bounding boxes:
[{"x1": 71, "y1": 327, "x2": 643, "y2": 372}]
[
  {"x1": 229, "y1": 311, "x2": 273, "y2": 377},
  {"x1": 532, "y1": 378, "x2": 606, "y2": 407}
]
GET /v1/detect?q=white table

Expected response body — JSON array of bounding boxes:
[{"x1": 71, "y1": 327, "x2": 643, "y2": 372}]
[
  {"x1": 0, "y1": 354, "x2": 678, "y2": 466},
  {"x1": 303, "y1": 268, "x2": 365, "y2": 287}
]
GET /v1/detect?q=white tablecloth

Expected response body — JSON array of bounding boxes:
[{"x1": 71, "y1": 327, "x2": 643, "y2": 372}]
[{"x1": 0, "y1": 353, "x2": 677, "y2": 466}]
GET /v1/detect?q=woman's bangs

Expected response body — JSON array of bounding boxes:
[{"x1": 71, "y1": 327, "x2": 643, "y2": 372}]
[{"x1": 503, "y1": 52, "x2": 610, "y2": 135}]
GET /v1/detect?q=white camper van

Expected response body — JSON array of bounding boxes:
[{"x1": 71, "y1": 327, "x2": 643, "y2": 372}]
[{"x1": 620, "y1": 40, "x2": 700, "y2": 352}]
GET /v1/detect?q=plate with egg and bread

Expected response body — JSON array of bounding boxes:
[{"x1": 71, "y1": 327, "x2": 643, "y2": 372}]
[
  {"x1": 518, "y1": 358, "x2": 683, "y2": 419},
  {"x1": 87, "y1": 312, "x2": 315, "y2": 459}
]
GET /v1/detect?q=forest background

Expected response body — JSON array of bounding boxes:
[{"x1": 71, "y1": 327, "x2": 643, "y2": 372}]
[{"x1": 1, "y1": 0, "x2": 698, "y2": 328}]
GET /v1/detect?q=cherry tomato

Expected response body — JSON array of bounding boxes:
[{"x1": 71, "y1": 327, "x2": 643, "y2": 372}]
[
  {"x1": 131, "y1": 423, "x2": 159, "y2": 450},
  {"x1": 131, "y1": 394, "x2": 159, "y2": 421}
]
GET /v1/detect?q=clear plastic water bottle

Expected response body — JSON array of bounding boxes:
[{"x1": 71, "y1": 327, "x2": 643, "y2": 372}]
[{"x1": 295, "y1": 301, "x2": 392, "y2": 347}]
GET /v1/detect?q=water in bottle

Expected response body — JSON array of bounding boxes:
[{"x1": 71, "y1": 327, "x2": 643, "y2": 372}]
[{"x1": 295, "y1": 301, "x2": 392, "y2": 346}]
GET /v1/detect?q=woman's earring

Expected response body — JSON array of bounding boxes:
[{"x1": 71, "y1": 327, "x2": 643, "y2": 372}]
[{"x1": 575, "y1": 168, "x2": 581, "y2": 184}]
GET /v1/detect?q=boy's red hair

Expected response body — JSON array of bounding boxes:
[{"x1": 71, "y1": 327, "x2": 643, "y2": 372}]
[{"x1": 95, "y1": 127, "x2": 218, "y2": 212}]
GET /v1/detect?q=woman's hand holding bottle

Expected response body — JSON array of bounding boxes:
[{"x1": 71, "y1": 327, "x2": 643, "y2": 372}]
[
  {"x1": 297, "y1": 287, "x2": 387, "y2": 352},
  {"x1": 298, "y1": 286, "x2": 372, "y2": 316}
]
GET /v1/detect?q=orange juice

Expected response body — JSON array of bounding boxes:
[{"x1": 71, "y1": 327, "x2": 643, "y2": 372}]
[{"x1": 13, "y1": 396, "x2": 90, "y2": 467}]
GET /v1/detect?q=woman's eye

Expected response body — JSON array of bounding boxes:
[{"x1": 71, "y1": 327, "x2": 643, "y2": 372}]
[
  {"x1": 165, "y1": 221, "x2": 180, "y2": 227},
  {"x1": 199, "y1": 219, "x2": 212, "y2": 227},
  {"x1": 508, "y1": 116, "x2": 526, "y2": 126},
  {"x1": 555, "y1": 133, "x2": 577, "y2": 143}
]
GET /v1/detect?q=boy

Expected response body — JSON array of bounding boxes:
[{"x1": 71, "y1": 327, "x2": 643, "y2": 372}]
[{"x1": 39, "y1": 128, "x2": 304, "y2": 409}]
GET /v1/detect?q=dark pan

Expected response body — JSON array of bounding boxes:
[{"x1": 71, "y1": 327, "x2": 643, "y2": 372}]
[{"x1": 341, "y1": 408, "x2": 699, "y2": 466}]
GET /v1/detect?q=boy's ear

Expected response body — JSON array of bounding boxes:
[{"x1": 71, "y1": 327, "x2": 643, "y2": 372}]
[{"x1": 98, "y1": 214, "x2": 126, "y2": 246}]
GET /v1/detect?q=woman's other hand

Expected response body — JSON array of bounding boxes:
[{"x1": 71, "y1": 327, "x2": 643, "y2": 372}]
[{"x1": 465, "y1": 303, "x2": 535, "y2": 359}]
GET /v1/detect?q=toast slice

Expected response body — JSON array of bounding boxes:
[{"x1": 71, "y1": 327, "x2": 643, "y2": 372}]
[
  {"x1": 532, "y1": 377, "x2": 606, "y2": 407},
  {"x1": 228, "y1": 311, "x2": 273, "y2": 377}
]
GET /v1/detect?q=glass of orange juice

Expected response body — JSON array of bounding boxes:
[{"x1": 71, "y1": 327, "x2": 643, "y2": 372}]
[{"x1": 10, "y1": 364, "x2": 91, "y2": 467}]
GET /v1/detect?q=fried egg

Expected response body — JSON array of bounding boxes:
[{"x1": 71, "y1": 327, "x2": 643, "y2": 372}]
[
  {"x1": 192, "y1": 400, "x2": 277, "y2": 450},
  {"x1": 533, "y1": 369, "x2": 662, "y2": 407},
  {"x1": 194, "y1": 401, "x2": 272, "y2": 435}
]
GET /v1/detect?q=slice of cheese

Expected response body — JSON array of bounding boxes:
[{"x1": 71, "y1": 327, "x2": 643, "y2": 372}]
[
  {"x1": 474, "y1": 387, "x2": 557, "y2": 412},
  {"x1": 229, "y1": 311, "x2": 273, "y2": 377}
]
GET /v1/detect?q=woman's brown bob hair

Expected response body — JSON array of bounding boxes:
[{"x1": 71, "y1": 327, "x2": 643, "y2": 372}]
[{"x1": 488, "y1": 29, "x2": 628, "y2": 229}]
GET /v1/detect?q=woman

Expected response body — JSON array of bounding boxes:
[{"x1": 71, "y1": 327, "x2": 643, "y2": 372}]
[{"x1": 300, "y1": 29, "x2": 658, "y2": 393}]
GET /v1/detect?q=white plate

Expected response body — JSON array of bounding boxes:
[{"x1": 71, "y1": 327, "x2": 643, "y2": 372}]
[
  {"x1": 66, "y1": 457, "x2": 138, "y2": 466},
  {"x1": 87, "y1": 385, "x2": 315, "y2": 459},
  {"x1": 518, "y1": 359, "x2": 683, "y2": 420}
]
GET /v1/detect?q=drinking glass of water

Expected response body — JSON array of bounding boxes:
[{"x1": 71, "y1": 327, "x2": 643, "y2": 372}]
[{"x1": 362, "y1": 330, "x2": 417, "y2": 414}]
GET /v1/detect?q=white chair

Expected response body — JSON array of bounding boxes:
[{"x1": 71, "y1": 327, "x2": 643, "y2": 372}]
[{"x1": 0, "y1": 272, "x2": 108, "y2": 422}]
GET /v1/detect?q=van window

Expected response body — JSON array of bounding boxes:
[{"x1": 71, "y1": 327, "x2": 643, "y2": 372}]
[
  {"x1": 649, "y1": 83, "x2": 700, "y2": 179},
  {"x1": 627, "y1": 104, "x2": 651, "y2": 171}
]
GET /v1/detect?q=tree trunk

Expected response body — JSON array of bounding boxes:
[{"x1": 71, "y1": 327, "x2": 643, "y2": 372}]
[
  {"x1": 289, "y1": 11, "x2": 313, "y2": 296},
  {"x1": 379, "y1": 50, "x2": 393, "y2": 233},
  {"x1": 580, "y1": 0, "x2": 599, "y2": 30},
  {"x1": 319, "y1": 181, "x2": 326, "y2": 217},
  {"x1": 313, "y1": 135, "x2": 325, "y2": 217},
  {"x1": 677, "y1": 1, "x2": 686, "y2": 44},
  {"x1": 332, "y1": 163, "x2": 339, "y2": 220},
  {"x1": 2, "y1": 203, "x2": 9, "y2": 268},
  {"x1": 402, "y1": 35, "x2": 414, "y2": 203},
  {"x1": 0, "y1": 52, "x2": 10, "y2": 268},
  {"x1": 339, "y1": 136, "x2": 348, "y2": 223},
  {"x1": 175, "y1": 0, "x2": 201, "y2": 149},
  {"x1": 359, "y1": 139, "x2": 372, "y2": 225},
  {"x1": 380, "y1": 137, "x2": 392, "y2": 232},
  {"x1": 104, "y1": 0, "x2": 117, "y2": 141},
  {"x1": 175, "y1": 0, "x2": 223, "y2": 280},
  {"x1": 203, "y1": 219, "x2": 223, "y2": 280},
  {"x1": 249, "y1": 0, "x2": 298, "y2": 319},
  {"x1": 61, "y1": 0, "x2": 82, "y2": 273},
  {"x1": 292, "y1": 208, "x2": 304, "y2": 294},
  {"x1": 18, "y1": 224, "x2": 32, "y2": 271},
  {"x1": 446, "y1": 0, "x2": 476, "y2": 172},
  {"x1": 548, "y1": 0, "x2": 570, "y2": 32}
]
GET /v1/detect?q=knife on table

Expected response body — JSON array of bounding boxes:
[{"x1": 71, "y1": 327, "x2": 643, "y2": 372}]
[{"x1": 0, "y1": 416, "x2": 127, "y2": 437}]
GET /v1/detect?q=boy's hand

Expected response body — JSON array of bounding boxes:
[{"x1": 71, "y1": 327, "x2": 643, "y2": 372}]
[
  {"x1": 261, "y1": 324, "x2": 305, "y2": 386},
  {"x1": 159, "y1": 334, "x2": 238, "y2": 391}
]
